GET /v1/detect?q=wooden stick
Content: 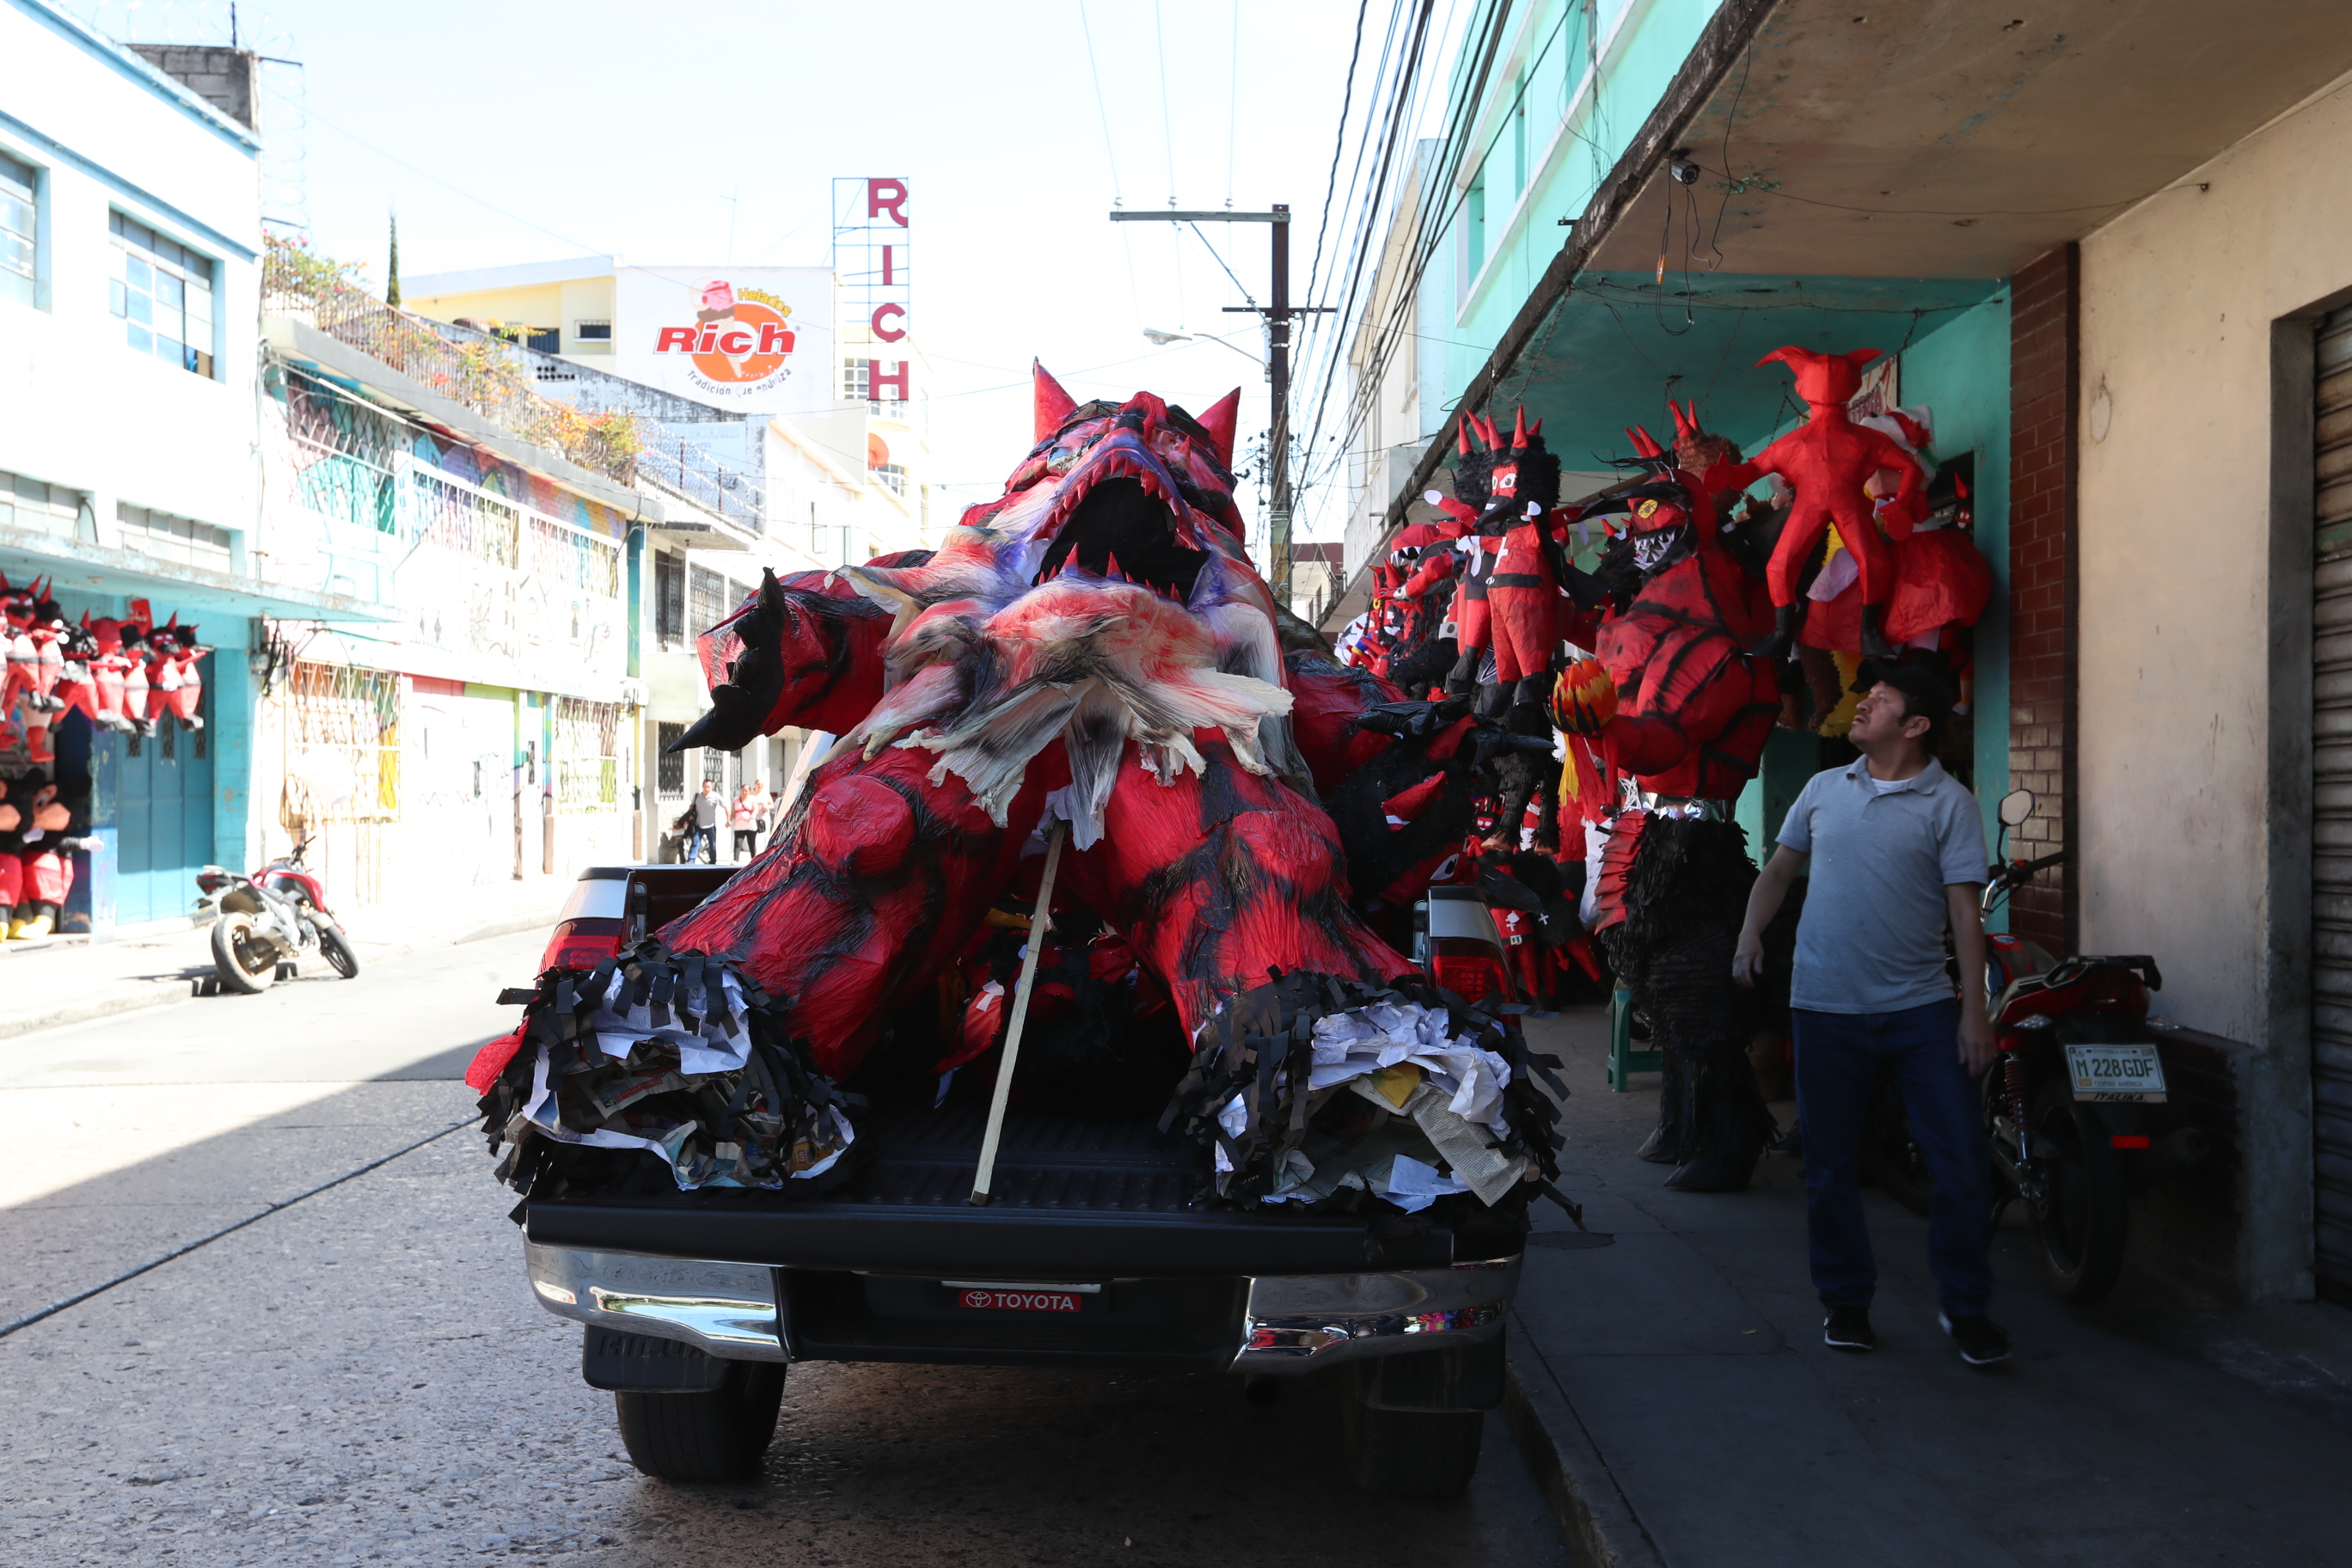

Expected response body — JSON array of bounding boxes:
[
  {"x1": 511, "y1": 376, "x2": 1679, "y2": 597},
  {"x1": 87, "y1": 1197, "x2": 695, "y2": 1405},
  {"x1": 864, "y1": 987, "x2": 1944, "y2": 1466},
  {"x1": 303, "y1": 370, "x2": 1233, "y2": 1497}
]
[{"x1": 969, "y1": 820, "x2": 1067, "y2": 1206}]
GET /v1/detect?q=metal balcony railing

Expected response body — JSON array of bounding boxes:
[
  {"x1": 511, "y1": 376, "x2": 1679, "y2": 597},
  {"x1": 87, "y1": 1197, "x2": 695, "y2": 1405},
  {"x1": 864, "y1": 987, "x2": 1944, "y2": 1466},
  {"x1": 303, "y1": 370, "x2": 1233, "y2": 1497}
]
[
  {"x1": 261, "y1": 236, "x2": 642, "y2": 485},
  {"x1": 635, "y1": 432, "x2": 769, "y2": 533}
]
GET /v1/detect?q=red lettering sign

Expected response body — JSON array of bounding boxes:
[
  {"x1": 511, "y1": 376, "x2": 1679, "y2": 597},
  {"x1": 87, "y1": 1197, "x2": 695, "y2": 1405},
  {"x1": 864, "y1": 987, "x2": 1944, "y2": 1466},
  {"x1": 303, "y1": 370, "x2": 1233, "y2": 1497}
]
[
  {"x1": 881, "y1": 245, "x2": 897, "y2": 286},
  {"x1": 655, "y1": 326, "x2": 698, "y2": 352},
  {"x1": 867, "y1": 177, "x2": 908, "y2": 227},
  {"x1": 869, "y1": 358, "x2": 909, "y2": 401},
  {"x1": 756, "y1": 322, "x2": 794, "y2": 354},
  {"x1": 872, "y1": 302, "x2": 906, "y2": 342},
  {"x1": 716, "y1": 328, "x2": 754, "y2": 355}
]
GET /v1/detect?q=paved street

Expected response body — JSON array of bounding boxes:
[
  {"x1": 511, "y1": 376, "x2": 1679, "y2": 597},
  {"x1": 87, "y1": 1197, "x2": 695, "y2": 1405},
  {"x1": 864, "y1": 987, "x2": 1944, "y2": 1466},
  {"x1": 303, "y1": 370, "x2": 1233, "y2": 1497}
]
[{"x1": 0, "y1": 930, "x2": 1570, "y2": 1568}]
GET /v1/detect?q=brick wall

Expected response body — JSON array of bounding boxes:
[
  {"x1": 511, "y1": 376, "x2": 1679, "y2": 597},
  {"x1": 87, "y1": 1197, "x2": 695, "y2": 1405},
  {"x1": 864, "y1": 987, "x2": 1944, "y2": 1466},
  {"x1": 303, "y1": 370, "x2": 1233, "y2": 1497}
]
[{"x1": 2008, "y1": 244, "x2": 2079, "y2": 954}]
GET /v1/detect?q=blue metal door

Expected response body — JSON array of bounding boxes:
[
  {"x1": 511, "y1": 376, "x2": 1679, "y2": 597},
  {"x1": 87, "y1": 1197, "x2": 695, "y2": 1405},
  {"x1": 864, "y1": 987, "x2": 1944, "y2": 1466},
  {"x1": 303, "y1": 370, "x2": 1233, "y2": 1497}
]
[{"x1": 107, "y1": 707, "x2": 214, "y2": 927}]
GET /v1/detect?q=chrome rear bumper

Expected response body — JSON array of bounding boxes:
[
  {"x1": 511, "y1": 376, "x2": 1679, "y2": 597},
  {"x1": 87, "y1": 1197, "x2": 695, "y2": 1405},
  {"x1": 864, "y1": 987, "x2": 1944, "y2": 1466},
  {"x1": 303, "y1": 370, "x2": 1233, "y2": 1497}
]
[{"x1": 524, "y1": 1241, "x2": 1519, "y2": 1373}]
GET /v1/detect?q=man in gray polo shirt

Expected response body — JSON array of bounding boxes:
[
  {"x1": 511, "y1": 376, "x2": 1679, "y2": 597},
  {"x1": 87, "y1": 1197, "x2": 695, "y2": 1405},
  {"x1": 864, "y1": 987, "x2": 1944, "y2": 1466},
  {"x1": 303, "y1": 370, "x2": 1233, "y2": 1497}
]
[{"x1": 1734, "y1": 665, "x2": 2008, "y2": 1367}]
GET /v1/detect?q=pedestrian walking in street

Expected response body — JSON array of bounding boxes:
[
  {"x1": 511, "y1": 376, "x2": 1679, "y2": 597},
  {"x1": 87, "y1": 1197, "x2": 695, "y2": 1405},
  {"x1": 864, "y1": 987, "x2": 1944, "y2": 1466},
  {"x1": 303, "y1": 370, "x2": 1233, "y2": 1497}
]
[
  {"x1": 690, "y1": 778, "x2": 722, "y2": 865},
  {"x1": 1733, "y1": 664, "x2": 2010, "y2": 1367},
  {"x1": 730, "y1": 783, "x2": 762, "y2": 861},
  {"x1": 746, "y1": 777, "x2": 774, "y2": 853}
]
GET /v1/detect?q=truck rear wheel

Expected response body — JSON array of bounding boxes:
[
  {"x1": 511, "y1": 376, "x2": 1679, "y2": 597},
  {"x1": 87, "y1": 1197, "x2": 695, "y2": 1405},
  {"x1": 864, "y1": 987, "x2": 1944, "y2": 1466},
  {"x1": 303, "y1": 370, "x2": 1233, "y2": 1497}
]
[
  {"x1": 614, "y1": 1359, "x2": 784, "y2": 1482},
  {"x1": 1340, "y1": 1393, "x2": 1484, "y2": 1498}
]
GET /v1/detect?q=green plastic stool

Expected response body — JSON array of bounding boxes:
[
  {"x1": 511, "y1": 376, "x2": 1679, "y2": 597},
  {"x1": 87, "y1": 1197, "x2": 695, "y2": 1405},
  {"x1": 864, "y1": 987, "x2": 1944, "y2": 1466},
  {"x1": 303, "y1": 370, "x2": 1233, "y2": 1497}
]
[{"x1": 1608, "y1": 987, "x2": 1662, "y2": 1091}]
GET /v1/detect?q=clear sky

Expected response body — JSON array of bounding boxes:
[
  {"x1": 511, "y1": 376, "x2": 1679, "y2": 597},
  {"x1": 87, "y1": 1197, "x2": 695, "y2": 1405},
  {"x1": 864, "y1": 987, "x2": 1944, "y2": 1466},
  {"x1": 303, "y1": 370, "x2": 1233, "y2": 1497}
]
[{"x1": 71, "y1": 0, "x2": 1429, "y2": 548}]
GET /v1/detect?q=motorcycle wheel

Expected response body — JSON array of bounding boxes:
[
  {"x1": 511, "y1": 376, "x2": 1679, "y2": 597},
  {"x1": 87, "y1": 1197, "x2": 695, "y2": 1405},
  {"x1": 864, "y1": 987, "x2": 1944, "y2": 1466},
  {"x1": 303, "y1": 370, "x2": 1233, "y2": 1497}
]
[
  {"x1": 317, "y1": 924, "x2": 360, "y2": 980},
  {"x1": 2029, "y1": 1078, "x2": 2128, "y2": 1304},
  {"x1": 211, "y1": 912, "x2": 279, "y2": 995},
  {"x1": 1859, "y1": 1071, "x2": 1935, "y2": 1218}
]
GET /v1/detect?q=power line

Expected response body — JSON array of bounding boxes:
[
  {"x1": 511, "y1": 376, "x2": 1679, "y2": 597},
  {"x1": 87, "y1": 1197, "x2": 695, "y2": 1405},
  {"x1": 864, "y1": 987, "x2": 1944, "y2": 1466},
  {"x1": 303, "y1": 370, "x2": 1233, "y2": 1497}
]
[
  {"x1": 1227, "y1": 0, "x2": 1241, "y2": 208},
  {"x1": 1299, "y1": 0, "x2": 1379, "y2": 319},
  {"x1": 1295, "y1": 0, "x2": 1513, "y2": 499},
  {"x1": 1304, "y1": 0, "x2": 1588, "y2": 502},
  {"x1": 1075, "y1": 0, "x2": 1148, "y2": 333}
]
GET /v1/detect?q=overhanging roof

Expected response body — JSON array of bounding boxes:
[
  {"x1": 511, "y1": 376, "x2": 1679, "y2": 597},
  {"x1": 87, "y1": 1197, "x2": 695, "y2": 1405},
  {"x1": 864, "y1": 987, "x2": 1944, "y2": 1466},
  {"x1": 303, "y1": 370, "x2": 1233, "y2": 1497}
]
[
  {"x1": 1593, "y1": 0, "x2": 2352, "y2": 281},
  {"x1": 1327, "y1": 0, "x2": 2352, "y2": 627},
  {"x1": 0, "y1": 522, "x2": 395, "y2": 623}
]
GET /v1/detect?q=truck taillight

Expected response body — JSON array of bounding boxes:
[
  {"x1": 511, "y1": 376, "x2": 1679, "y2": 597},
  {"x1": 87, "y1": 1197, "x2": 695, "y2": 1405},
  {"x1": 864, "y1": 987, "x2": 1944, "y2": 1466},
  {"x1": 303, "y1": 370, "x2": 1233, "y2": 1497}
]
[
  {"x1": 540, "y1": 917, "x2": 624, "y2": 973},
  {"x1": 1430, "y1": 939, "x2": 1516, "y2": 1004}
]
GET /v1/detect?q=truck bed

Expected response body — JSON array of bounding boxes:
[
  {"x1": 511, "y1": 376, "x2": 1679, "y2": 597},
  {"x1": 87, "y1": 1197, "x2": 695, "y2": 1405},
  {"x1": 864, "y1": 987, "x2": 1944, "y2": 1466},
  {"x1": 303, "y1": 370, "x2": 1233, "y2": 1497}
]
[{"x1": 524, "y1": 1100, "x2": 1462, "y2": 1278}]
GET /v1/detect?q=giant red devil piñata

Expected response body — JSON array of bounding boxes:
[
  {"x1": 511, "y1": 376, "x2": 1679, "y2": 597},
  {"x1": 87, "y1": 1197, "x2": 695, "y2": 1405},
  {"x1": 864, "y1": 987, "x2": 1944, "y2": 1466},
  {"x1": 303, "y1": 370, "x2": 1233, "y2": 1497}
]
[{"x1": 475, "y1": 366, "x2": 1563, "y2": 1212}]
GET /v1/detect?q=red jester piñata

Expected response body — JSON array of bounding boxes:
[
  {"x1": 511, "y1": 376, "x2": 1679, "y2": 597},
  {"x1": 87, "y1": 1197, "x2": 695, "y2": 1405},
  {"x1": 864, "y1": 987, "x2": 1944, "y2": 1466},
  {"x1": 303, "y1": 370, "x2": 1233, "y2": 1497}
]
[{"x1": 473, "y1": 365, "x2": 1565, "y2": 1216}]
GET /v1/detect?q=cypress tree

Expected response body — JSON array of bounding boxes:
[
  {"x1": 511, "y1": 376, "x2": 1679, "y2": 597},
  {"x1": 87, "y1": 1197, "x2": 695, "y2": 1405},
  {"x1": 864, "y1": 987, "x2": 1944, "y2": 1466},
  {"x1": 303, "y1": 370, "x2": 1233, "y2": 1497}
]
[{"x1": 386, "y1": 214, "x2": 401, "y2": 307}]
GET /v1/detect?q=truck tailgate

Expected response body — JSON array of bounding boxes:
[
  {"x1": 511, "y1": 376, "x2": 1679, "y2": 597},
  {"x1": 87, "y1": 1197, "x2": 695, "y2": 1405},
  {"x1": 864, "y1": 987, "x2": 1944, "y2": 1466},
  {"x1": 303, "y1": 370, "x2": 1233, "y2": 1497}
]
[{"x1": 524, "y1": 1103, "x2": 1456, "y2": 1277}]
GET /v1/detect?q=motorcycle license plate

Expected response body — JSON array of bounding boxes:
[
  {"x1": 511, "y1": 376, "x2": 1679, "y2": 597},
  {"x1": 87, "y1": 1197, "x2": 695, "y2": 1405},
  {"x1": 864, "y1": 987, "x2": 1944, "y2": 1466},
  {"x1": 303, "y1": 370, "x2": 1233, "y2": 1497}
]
[{"x1": 2065, "y1": 1043, "x2": 2168, "y2": 1102}]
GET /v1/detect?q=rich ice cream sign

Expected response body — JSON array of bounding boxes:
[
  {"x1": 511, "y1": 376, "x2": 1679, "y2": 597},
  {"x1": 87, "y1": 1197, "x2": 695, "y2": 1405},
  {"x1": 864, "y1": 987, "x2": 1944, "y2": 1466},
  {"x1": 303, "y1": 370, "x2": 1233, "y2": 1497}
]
[{"x1": 653, "y1": 281, "x2": 798, "y2": 395}]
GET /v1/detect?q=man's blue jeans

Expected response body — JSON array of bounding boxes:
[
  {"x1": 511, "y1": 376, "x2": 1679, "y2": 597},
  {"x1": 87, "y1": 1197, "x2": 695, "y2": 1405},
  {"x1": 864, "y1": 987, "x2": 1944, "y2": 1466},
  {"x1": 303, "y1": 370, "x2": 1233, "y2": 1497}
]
[
  {"x1": 1792, "y1": 999, "x2": 1993, "y2": 1316},
  {"x1": 690, "y1": 825, "x2": 716, "y2": 864}
]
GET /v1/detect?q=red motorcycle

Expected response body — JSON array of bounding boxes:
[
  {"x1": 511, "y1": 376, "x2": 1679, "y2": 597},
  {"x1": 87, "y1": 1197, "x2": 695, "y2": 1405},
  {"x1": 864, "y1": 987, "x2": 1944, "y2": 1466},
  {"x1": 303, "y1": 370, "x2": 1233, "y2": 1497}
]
[
  {"x1": 195, "y1": 839, "x2": 360, "y2": 994},
  {"x1": 1863, "y1": 788, "x2": 2206, "y2": 1304}
]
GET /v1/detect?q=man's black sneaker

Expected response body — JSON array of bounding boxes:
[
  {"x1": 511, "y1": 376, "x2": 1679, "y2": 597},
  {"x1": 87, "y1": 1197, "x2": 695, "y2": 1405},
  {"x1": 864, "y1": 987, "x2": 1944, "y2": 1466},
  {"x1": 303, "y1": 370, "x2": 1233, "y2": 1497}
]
[
  {"x1": 1939, "y1": 1311, "x2": 2012, "y2": 1366},
  {"x1": 1822, "y1": 1306, "x2": 1875, "y2": 1351}
]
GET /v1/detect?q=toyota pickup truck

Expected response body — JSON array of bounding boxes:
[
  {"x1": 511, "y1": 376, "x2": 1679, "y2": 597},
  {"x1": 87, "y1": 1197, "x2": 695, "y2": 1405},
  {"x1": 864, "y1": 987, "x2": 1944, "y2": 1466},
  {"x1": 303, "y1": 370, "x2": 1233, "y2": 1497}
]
[{"x1": 510, "y1": 863, "x2": 1536, "y2": 1498}]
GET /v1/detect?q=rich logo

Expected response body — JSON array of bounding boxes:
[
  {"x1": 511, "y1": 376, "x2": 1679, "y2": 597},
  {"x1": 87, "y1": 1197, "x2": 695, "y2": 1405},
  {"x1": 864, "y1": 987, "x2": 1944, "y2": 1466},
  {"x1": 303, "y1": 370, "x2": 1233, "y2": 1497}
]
[{"x1": 653, "y1": 281, "x2": 796, "y2": 389}]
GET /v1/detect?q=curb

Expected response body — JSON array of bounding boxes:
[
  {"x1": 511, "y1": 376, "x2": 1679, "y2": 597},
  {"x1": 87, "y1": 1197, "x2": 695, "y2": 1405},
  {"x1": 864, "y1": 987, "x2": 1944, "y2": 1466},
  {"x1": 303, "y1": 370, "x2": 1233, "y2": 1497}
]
[
  {"x1": 1503, "y1": 1332, "x2": 1668, "y2": 1568},
  {"x1": 0, "y1": 908, "x2": 563, "y2": 1043},
  {"x1": 0, "y1": 983, "x2": 197, "y2": 1040}
]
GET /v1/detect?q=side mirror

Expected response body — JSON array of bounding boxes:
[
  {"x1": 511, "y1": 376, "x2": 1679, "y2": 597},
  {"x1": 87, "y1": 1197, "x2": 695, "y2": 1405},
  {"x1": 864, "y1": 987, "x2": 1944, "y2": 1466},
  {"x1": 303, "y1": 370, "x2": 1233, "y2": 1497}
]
[{"x1": 1998, "y1": 788, "x2": 2036, "y2": 828}]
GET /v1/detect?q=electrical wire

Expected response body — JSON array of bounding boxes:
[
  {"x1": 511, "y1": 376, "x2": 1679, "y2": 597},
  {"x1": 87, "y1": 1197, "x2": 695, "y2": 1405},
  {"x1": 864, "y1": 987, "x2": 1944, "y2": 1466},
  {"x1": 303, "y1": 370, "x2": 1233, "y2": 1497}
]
[
  {"x1": 1299, "y1": 0, "x2": 1381, "y2": 317},
  {"x1": 302, "y1": 106, "x2": 609, "y2": 258},
  {"x1": 1227, "y1": 0, "x2": 1241, "y2": 208},
  {"x1": 1293, "y1": 0, "x2": 1466, "y2": 470},
  {"x1": 1075, "y1": 0, "x2": 1148, "y2": 333},
  {"x1": 1298, "y1": 1, "x2": 1547, "y2": 499},
  {"x1": 1185, "y1": 222, "x2": 1257, "y2": 307}
]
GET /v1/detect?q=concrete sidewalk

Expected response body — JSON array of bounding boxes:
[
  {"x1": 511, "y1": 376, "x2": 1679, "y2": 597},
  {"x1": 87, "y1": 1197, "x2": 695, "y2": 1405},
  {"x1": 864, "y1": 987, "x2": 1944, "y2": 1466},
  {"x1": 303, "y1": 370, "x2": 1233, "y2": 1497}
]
[
  {"x1": 0, "y1": 876, "x2": 571, "y2": 1040},
  {"x1": 1508, "y1": 1004, "x2": 2352, "y2": 1567}
]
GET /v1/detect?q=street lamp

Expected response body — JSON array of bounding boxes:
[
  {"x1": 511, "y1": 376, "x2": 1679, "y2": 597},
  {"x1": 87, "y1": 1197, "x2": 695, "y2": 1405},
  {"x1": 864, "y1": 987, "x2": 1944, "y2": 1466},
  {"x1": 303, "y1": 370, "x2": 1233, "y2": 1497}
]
[{"x1": 1141, "y1": 327, "x2": 1262, "y2": 364}]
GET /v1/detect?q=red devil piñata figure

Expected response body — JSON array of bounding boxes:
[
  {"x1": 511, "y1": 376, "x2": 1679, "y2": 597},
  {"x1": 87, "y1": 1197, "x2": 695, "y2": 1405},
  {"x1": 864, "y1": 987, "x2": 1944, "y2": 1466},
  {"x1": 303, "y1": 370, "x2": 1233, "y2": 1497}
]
[
  {"x1": 472, "y1": 365, "x2": 1564, "y2": 1218},
  {"x1": 1712, "y1": 346, "x2": 1927, "y2": 660}
]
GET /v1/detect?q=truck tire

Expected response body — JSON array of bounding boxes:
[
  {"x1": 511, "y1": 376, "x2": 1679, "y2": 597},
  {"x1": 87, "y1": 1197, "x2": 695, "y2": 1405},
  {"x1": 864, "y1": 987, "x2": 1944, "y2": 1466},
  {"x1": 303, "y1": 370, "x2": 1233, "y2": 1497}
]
[
  {"x1": 1340, "y1": 1394, "x2": 1484, "y2": 1499},
  {"x1": 614, "y1": 1359, "x2": 784, "y2": 1482},
  {"x1": 2029, "y1": 1078, "x2": 2128, "y2": 1305},
  {"x1": 211, "y1": 913, "x2": 277, "y2": 994}
]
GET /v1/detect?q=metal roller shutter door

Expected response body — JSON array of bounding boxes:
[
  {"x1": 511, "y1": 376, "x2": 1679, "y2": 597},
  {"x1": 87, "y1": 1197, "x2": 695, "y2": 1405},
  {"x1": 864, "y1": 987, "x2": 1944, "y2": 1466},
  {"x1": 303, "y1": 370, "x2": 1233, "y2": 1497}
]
[{"x1": 2312, "y1": 304, "x2": 2352, "y2": 1296}]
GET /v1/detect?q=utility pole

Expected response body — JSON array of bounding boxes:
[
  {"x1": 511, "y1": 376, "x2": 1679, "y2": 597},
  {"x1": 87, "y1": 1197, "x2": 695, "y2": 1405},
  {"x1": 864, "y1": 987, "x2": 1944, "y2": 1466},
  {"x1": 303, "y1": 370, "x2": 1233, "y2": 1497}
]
[{"x1": 1109, "y1": 205, "x2": 1329, "y2": 609}]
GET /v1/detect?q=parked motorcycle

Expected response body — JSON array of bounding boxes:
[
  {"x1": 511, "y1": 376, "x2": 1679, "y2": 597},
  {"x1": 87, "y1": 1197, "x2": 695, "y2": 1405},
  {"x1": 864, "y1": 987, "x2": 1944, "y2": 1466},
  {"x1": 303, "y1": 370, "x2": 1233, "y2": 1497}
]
[
  {"x1": 195, "y1": 839, "x2": 360, "y2": 994},
  {"x1": 1862, "y1": 788, "x2": 2206, "y2": 1305}
]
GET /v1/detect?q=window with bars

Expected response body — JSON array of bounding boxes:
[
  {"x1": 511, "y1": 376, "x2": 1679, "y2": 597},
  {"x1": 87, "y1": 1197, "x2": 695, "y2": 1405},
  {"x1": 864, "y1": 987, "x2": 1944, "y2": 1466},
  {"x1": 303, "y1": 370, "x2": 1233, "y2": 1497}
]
[
  {"x1": 842, "y1": 358, "x2": 869, "y2": 401},
  {"x1": 284, "y1": 662, "x2": 401, "y2": 825},
  {"x1": 552, "y1": 697, "x2": 621, "y2": 812},
  {"x1": 656, "y1": 722, "x2": 686, "y2": 796},
  {"x1": 655, "y1": 552, "x2": 685, "y2": 644},
  {"x1": 1, "y1": 151, "x2": 34, "y2": 309},
  {"x1": 574, "y1": 320, "x2": 612, "y2": 342},
  {"x1": 688, "y1": 567, "x2": 744, "y2": 640},
  {"x1": 702, "y1": 746, "x2": 726, "y2": 786},
  {"x1": 109, "y1": 211, "x2": 214, "y2": 377}
]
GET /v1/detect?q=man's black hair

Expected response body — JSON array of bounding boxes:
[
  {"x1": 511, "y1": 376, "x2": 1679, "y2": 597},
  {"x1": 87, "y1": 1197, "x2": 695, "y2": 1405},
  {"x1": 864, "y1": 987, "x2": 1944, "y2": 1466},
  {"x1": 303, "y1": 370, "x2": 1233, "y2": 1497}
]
[{"x1": 1859, "y1": 658, "x2": 1954, "y2": 751}]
